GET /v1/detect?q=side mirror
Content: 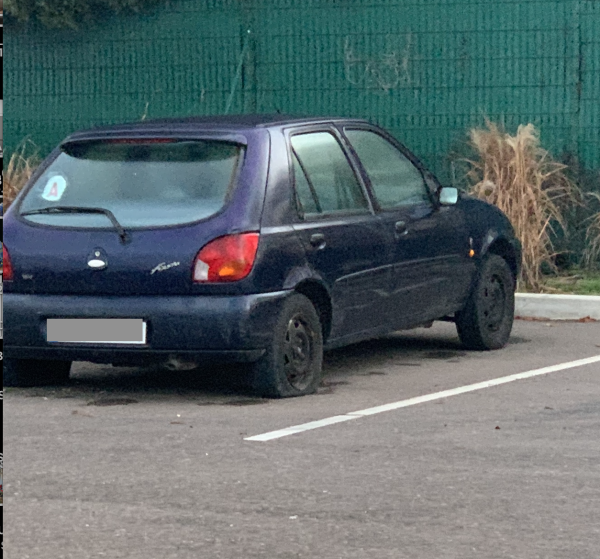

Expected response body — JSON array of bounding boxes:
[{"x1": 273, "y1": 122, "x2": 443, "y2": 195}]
[{"x1": 439, "y1": 187, "x2": 458, "y2": 206}]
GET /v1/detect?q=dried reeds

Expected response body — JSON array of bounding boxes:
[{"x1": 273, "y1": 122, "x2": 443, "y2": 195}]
[
  {"x1": 3, "y1": 140, "x2": 41, "y2": 210},
  {"x1": 464, "y1": 121, "x2": 580, "y2": 291},
  {"x1": 582, "y1": 192, "x2": 600, "y2": 270}
]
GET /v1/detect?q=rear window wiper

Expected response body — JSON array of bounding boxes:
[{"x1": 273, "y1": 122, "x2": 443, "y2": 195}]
[{"x1": 20, "y1": 206, "x2": 130, "y2": 244}]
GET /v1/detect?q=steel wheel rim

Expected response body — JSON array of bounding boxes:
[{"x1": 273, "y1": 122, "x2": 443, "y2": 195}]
[
  {"x1": 481, "y1": 274, "x2": 507, "y2": 332},
  {"x1": 282, "y1": 313, "x2": 314, "y2": 391}
]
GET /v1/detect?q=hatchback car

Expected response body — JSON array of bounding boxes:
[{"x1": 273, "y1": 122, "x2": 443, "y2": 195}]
[{"x1": 3, "y1": 115, "x2": 521, "y2": 397}]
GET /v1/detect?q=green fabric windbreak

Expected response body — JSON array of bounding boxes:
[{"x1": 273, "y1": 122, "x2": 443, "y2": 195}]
[{"x1": 4, "y1": 0, "x2": 600, "y2": 182}]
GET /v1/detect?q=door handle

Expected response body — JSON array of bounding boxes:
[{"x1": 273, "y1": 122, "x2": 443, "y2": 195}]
[
  {"x1": 309, "y1": 233, "x2": 326, "y2": 248},
  {"x1": 395, "y1": 220, "x2": 408, "y2": 236}
]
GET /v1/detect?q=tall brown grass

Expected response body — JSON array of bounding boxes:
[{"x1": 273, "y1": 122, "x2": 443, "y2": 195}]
[
  {"x1": 464, "y1": 121, "x2": 580, "y2": 291},
  {"x1": 582, "y1": 192, "x2": 600, "y2": 270},
  {"x1": 3, "y1": 140, "x2": 41, "y2": 210}
]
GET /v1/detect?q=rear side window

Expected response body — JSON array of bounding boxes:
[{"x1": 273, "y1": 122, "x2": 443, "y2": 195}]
[
  {"x1": 291, "y1": 132, "x2": 368, "y2": 217},
  {"x1": 344, "y1": 130, "x2": 431, "y2": 209},
  {"x1": 19, "y1": 140, "x2": 243, "y2": 228}
]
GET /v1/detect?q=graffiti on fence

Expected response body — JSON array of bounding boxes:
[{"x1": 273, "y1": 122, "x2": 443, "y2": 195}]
[{"x1": 343, "y1": 33, "x2": 415, "y2": 94}]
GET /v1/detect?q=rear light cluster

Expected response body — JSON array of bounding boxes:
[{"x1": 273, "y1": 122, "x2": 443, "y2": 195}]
[
  {"x1": 193, "y1": 233, "x2": 260, "y2": 283},
  {"x1": 3, "y1": 244, "x2": 14, "y2": 281}
]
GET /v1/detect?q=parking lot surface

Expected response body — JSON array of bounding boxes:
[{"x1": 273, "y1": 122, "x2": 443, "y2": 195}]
[{"x1": 4, "y1": 320, "x2": 600, "y2": 559}]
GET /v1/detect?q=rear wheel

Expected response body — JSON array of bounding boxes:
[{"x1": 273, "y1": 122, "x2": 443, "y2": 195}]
[
  {"x1": 455, "y1": 254, "x2": 515, "y2": 350},
  {"x1": 3, "y1": 359, "x2": 72, "y2": 387},
  {"x1": 252, "y1": 293, "x2": 323, "y2": 398}
]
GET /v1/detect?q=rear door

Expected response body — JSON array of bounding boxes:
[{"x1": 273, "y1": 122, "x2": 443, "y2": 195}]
[
  {"x1": 288, "y1": 127, "x2": 391, "y2": 340},
  {"x1": 343, "y1": 127, "x2": 471, "y2": 326}
]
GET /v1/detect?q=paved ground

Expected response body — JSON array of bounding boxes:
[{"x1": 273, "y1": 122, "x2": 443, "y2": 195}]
[{"x1": 4, "y1": 320, "x2": 600, "y2": 559}]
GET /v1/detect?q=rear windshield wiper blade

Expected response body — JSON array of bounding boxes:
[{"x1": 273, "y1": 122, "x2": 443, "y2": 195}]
[{"x1": 20, "y1": 206, "x2": 130, "y2": 244}]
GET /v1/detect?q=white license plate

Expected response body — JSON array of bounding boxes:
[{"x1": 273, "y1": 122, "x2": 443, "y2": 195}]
[{"x1": 47, "y1": 319, "x2": 147, "y2": 344}]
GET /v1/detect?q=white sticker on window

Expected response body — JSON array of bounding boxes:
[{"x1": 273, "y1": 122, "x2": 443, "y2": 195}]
[{"x1": 42, "y1": 176, "x2": 68, "y2": 201}]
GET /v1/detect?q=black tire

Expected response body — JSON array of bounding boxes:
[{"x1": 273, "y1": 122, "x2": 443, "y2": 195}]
[
  {"x1": 455, "y1": 254, "x2": 515, "y2": 350},
  {"x1": 4, "y1": 358, "x2": 72, "y2": 387},
  {"x1": 252, "y1": 293, "x2": 323, "y2": 398}
]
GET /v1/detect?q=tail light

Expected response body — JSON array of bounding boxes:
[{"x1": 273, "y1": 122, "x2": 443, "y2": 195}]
[
  {"x1": 193, "y1": 233, "x2": 260, "y2": 283},
  {"x1": 3, "y1": 244, "x2": 14, "y2": 281}
]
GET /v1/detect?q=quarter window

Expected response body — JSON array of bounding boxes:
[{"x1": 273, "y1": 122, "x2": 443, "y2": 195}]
[
  {"x1": 291, "y1": 132, "x2": 368, "y2": 216},
  {"x1": 345, "y1": 130, "x2": 431, "y2": 209}
]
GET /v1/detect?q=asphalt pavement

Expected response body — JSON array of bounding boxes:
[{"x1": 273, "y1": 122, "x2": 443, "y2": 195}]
[{"x1": 4, "y1": 320, "x2": 600, "y2": 559}]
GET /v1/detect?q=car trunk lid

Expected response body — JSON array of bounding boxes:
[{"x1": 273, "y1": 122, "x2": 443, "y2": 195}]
[{"x1": 6, "y1": 134, "x2": 269, "y2": 296}]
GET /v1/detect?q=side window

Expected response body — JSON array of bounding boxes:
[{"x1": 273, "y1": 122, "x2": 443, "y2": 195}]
[
  {"x1": 344, "y1": 129, "x2": 431, "y2": 209},
  {"x1": 291, "y1": 132, "x2": 368, "y2": 216},
  {"x1": 292, "y1": 152, "x2": 320, "y2": 214}
]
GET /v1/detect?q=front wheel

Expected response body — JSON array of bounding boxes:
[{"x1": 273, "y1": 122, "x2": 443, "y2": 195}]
[
  {"x1": 4, "y1": 358, "x2": 72, "y2": 387},
  {"x1": 455, "y1": 254, "x2": 515, "y2": 350},
  {"x1": 252, "y1": 293, "x2": 323, "y2": 398}
]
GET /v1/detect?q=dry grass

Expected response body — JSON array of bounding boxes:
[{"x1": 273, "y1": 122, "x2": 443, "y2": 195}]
[
  {"x1": 464, "y1": 121, "x2": 580, "y2": 291},
  {"x1": 3, "y1": 140, "x2": 41, "y2": 210},
  {"x1": 582, "y1": 191, "x2": 600, "y2": 270}
]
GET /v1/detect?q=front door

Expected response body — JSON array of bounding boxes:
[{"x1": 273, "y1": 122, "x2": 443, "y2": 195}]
[{"x1": 343, "y1": 128, "x2": 471, "y2": 327}]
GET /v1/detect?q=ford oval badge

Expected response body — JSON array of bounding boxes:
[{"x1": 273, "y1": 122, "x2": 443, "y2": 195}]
[{"x1": 87, "y1": 248, "x2": 108, "y2": 270}]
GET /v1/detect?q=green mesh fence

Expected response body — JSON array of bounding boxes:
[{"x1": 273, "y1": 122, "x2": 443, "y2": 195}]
[{"x1": 4, "y1": 0, "x2": 600, "y2": 182}]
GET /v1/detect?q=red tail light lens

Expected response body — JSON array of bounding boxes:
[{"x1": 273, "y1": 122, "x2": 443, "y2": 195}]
[
  {"x1": 3, "y1": 244, "x2": 14, "y2": 281},
  {"x1": 193, "y1": 233, "x2": 260, "y2": 283}
]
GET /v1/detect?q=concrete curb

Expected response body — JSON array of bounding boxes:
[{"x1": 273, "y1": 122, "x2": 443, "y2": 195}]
[{"x1": 515, "y1": 293, "x2": 600, "y2": 321}]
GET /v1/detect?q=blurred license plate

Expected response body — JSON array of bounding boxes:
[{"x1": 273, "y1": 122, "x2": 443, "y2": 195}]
[{"x1": 47, "y1": 319, "x2": 146, "y2": 344}]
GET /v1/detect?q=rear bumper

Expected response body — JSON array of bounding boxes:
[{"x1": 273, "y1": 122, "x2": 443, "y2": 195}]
[{"x1": 4, "y1": 291, "x2": 290, "y2": 364}]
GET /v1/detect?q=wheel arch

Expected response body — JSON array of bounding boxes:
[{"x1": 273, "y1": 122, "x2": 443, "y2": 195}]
[
  {"x1": 481, "y1": 235, "x2": 520, "y2": 284},
  {"x1": 293, "y1": 280, "x2": 333, "y2": 343}
]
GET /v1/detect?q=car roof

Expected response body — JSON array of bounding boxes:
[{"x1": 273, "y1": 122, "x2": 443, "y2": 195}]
[{"x1": 64, "y1": 114, "x2": 372, "y2": 140}]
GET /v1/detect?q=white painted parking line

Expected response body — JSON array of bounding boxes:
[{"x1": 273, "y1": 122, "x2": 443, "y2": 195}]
[
  {"x1": 244, "y1": 354, "x2": 600, "y2": 442},
  {"x1": 245, "y1": 415, "x2": 356, "y2": 442}
]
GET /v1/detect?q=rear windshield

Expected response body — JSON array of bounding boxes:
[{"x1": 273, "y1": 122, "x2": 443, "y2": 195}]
[{"x1": 19, "y1": 140, "x2": 243, "y2": 228}]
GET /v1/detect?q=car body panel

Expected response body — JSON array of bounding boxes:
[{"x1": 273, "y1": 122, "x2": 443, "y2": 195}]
[
  {"x1": 280, "y1": 123, "x2": 393, "y2": 338},
  {"x1": 292, "y1": 214, "x2": 392, "y2": 338},
  {"x1": 3, "y1": 290, "x2": 288, "y2": 360},
  {"x1": 380, "y1": 202, "x2": 473, "y2": 325},
  {"x1": 337, "y1": 123, "x2": 475, "y2": 325},
  {"x1": 459, "y1": 194, "x2": 522, "y2": 280}
]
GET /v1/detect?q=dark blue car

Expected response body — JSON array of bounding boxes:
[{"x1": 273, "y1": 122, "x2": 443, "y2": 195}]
[{"x1": 3, "y1": 115, "x2": 521, "y2": 397}]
